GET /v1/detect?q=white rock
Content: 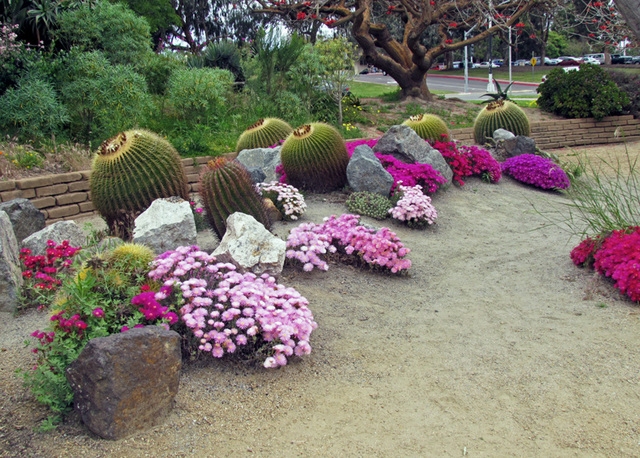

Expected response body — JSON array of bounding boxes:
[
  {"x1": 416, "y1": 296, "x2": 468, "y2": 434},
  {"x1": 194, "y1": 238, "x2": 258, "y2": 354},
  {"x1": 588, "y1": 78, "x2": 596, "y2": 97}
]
[
  {"x1": 133, "y1": 199, "x2": 196, "y2": 255},
  {"x1": 213, "y1": 212, "x2": 286, "y2": 276}
]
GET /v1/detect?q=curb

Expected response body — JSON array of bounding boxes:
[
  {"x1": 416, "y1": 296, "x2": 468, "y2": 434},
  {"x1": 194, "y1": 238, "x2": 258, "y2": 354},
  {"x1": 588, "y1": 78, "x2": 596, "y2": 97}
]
[{"x1": 428, "y1": 74, "x2": 539, "y2": 87}]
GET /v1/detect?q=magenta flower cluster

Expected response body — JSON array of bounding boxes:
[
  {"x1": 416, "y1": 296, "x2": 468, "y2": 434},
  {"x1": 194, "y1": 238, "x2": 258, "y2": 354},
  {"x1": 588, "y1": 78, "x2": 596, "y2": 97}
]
[
  {"x1": 376, "y1": 153, "x2": 447, "y2": 194},
  {"x1": 501, "y1": 154, "x2": 570, "y2": 190},
  {"x1": 389, "y1": 184, "x2": 438, "y2": 228},
  {"x1": 432, "y1": 141, "x2": 501, "y2": 185},
  {"x1": 572, "y1": 228, "x2": 640, "y2": 301},
  {"x1": 287, "y1": 213, "x2": 412, "y2": 273},
  {"x1": 147, "y1": 245, "x2": 317, "y2": 368}
]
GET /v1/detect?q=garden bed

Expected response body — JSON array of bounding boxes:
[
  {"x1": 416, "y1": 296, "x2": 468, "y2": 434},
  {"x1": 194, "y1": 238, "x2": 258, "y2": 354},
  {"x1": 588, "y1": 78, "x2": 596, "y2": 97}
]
[{"x1": 1, "y1": 174, "x2": 639, "y2": 455}]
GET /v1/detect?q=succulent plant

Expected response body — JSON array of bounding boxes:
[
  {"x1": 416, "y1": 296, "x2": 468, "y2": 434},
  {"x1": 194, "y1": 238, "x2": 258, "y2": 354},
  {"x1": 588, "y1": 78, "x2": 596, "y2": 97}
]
[
  {"x1": 473, "y1": 81, "x2": 530, "y2": 144},
  {"x1": 280, "y1": 122, "x2": 349, "y2": 192},
  {"x1": 235, "y1": 118, "x2": 293, "y2": 153},
  {"x1": 104, "y1": 243, "x2": 155, "y2": 274},
  {"x1": 199, "y1": 157, "x2": 271, "y2": 238},
  {"x1": 90, "y1": 129, "x2": 189, "y2": 239},
  {"x1": 402, "y1": 113, "x2": 450, "y2": 142},
  {"x1": 345, "y1": 191, "x2": 393, "y2": 220}
]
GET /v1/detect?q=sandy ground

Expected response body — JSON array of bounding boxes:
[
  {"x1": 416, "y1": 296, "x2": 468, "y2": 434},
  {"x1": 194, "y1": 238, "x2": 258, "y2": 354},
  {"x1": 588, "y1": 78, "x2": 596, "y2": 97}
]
[{"x1": 2, "y1": 145, "x2": 640, "y2": 457}]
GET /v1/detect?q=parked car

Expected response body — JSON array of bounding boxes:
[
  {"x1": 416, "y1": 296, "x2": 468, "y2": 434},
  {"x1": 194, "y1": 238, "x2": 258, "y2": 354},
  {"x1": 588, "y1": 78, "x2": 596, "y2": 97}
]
[
  {"x1": 491, "y1": 59, "x2": 504, "y2": 67},
  {"x1": 544, "y1": 57, "x2": 561, "y2": 65},
  {"x1": 475, "y1": 62, "x2": 491, "y2": 68},
  {"x1": 633, "y1": 56, "x2": 640, "y2": 64},
  {"x1": 556, "y1": 56, "x2": 581, "y2": 66},
  {"x1": 584, "y1": 53, "x2": 605, "y2": 64},
  {"x1": 512, "y1": 59, "x2": 529, "y2": 66},
  {"x1": 611, "y1": 54, "x2": 635, "y2": 64},
  {"x1": 579, "y1": 56, "x2": 601, "y2": 65}
]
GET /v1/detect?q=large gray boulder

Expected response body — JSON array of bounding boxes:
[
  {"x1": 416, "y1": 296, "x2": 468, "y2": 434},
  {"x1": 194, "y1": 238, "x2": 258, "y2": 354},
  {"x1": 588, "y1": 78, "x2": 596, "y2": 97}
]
[
  {"x1": 132, "y1": 198, "x2": 197, "y2": 255},
  {"x1": 494, "y1": 135, "x2": 537, "y2": 161},
  {"x1": 213, "y1": 212, "x2": 286, "y2": 276},
  {"x1": 0, "y1": 211, "x2": 23, "y2": 313},
  {"x1": 373, "y1": 125, "x2": 453, "y2": 185},
  {"x1": 236, "y1": 146, "x2": 282, "y2": 183},
  {"x1": 21, "y1": 220, "x2": 86, "y2": 256},
  {"x1": 347, "y1": 145, "x2": 394, "y2": 196},
  {"x1": 66, "y1": 326, "x2": 181, "y2": 440},
  {"x1": 493, "y1": 128, "x2": 516, "y2": 142},
  {"x1": 0, "y1": 198, "x2": 45, "y2": 243}
]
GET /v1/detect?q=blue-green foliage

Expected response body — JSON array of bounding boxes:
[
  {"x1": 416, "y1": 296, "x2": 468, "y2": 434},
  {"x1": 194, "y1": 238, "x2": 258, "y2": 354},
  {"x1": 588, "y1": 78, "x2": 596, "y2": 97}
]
[{"x1": 0, "y1": 76, "x2": 68, "y2": 139}]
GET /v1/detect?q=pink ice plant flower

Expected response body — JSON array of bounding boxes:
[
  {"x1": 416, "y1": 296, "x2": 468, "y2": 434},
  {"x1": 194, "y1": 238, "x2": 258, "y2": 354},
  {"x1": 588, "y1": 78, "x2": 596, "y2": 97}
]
[
  {"x1": 286, "y1": 214, "x2": 411, "y2": 273},
  {"x1": 389, "y1": 184, "x2": 438, "y2": 228},
  {"x1": 147, "y1": 245, "x2": 317, "y2": 368},
  {"x1": 256, "y1": 181, "x2": 307, "y2": 221}
]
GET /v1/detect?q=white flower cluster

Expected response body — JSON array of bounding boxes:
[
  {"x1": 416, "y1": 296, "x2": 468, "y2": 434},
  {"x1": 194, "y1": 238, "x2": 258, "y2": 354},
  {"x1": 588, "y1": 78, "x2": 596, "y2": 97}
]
[
  {"x1": 257, "y1": 181, "x2": 307, "y2": 221},
  {"x1": 389, "y1": 184, "x2": 437, "y2": 228}
]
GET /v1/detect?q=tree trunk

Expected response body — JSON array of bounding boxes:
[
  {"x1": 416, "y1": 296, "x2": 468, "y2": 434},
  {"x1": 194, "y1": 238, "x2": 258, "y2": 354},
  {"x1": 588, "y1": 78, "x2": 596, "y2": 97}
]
[{"x1": 616, "y1": 0, "x2": 640, "y2": 41}]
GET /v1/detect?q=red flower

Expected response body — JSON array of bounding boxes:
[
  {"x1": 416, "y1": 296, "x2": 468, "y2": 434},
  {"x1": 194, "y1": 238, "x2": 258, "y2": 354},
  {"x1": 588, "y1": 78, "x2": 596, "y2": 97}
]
[
  {"x1": 297, "y1": 12, "x2": 306, "y2": 20},
  {"x1": 448, "y1": 22, "x2": 457, "y2": 27},
  {"x1": 515, "y1": 23, "x2": 525, "y2": 28},
  {"x1": 141, "y1": 284, "x2": 151, "y2": 292},
  {"x1": 529, "y1": 34, "x2": 536, "y2": 38},
  {"x1": 445, "y1": 39, "x2": 453, "y2": 44}
]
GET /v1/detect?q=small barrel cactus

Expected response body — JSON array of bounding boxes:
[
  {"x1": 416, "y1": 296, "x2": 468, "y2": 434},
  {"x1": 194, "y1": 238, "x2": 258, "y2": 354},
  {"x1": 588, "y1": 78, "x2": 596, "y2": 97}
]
[
  {"x1": 280, "y1": 122, "x2": 349, "y2": 192},
  {"x1": 235, "y1": 117, "x2": 293, "y2": 153},
  {"x1": 402, "y1": 113, "x2": 449, "y2": 142},
  {"x1": 345, "y1": 191, "x2": 392, "y2": 220},
  {"x1": 199, "y1": 157, "x2": 271, "y2": 238},
  {"x1": 104, "y1": 243, "x2": 155, "y2": 274},
  {"x1": 473, "y1": 81, "x2": 530, "y2": 144},
  {"x1": 90, "y1": 129, "x2": 189, "y2": 239}
]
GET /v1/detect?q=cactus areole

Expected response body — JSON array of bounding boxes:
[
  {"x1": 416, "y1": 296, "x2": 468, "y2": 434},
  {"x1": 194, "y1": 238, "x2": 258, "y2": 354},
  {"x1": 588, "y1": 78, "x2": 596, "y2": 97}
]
[
  {"x1": 90, "y1": 129, "x2": 189, "y2": 237},
  {"x1": 280, "y1": 122, "x2": 349, "y2": 192}
]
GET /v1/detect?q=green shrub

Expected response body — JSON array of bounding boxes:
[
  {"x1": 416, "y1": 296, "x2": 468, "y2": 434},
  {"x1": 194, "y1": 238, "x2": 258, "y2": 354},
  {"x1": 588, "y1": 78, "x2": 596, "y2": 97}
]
[
  {"x1": 0, "y1": 76, "x2": 68, "y2": 141},
  {"x1": 345, "y1": 192, "x2": 392, "y2": 220},
  {"x1": 166, "y1": 67, "x2": 234, "y2": 124},
  {"x1": 57, "y1": 50, "x2": 152, "y2": 145},
  {"x1": 55, "y1": 0, "x2": 152, "y2": 67},
  {"x1": 138, "y1": 53, "x2": 183, "y2": 96},
  {"x1": 537, "y1": 64, "x2": 629, "y2": 121},
  {"x1": 608, "y1": 71, "x2": 640, "y2": 120}
]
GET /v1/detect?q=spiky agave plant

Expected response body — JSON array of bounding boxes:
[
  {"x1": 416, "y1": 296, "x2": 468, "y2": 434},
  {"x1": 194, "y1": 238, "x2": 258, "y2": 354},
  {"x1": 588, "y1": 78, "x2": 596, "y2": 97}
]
[
  {"x1": 402, "y1": 113, "x2": 450, "y2": 142},
  {"x1": 199, "y1": 157, "x2": 271, "y2": 238},
  {"x1": 90, "y1": 129, "x2": 189, "y2": 239},
  {"x1": 473, "y1": 81, "x2": 530, "y2": 144},
  {"x1": 235, "y1": 118, "x2": 293, "y2": 154},
  {"x1": 280, "y1": 122, "x2": 349, "y2": 192}
]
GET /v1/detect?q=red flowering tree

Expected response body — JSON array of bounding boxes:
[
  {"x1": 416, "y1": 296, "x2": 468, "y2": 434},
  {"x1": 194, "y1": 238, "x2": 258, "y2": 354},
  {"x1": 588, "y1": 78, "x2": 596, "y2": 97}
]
[{"x1": 253, "y1": 0, "x2": 542, "y2": 100}]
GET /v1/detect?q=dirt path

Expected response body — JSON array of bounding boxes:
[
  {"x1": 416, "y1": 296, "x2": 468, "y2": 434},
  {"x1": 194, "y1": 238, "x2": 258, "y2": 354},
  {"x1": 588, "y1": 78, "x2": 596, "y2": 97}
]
[{"x1": 1, "y1": 171, "x2": 640, "y2": 457}]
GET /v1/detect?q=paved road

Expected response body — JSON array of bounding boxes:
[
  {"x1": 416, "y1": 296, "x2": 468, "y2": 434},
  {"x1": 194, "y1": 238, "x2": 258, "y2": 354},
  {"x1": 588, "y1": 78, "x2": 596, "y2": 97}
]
[{"x1": 355, "y1": 72, "x2": 539, "y2": 100}]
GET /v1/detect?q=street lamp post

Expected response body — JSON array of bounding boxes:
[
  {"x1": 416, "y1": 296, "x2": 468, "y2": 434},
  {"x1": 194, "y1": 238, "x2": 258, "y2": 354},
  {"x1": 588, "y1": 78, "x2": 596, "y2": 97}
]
[{"x1": 463, "y1": 24, "x2": 478, "y2": 93}]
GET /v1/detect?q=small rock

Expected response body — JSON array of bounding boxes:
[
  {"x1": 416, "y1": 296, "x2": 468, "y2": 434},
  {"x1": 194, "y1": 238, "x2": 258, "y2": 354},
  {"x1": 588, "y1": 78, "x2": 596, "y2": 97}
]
[
  {"x1": 213, "y1": 212, "x2": 286, "y2": 276},
  {"x1": 21, "y1": 221, "x2": 86, "y2": 256},
  {"x1": 347, "y1": 145, "x2": 394, "y2": 196},
  {"x1": 0, "y1": 198, "x2": 45, "y2": 243},
  {"x1": 236, "y1": 147, "x2": 282, "y2": 183},
  {"x1": 0, "y1": 211, "x2": 23, "y2": 313},
  {"x1": 132, "y1": 198, "x2": 197, "y2": 254}
]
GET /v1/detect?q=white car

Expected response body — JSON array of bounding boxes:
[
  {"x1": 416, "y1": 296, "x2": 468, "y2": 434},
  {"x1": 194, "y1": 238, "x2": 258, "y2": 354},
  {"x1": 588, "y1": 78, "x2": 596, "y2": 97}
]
[{"x1": 580, "y1": 56, "x2": 601, "y2": 65}]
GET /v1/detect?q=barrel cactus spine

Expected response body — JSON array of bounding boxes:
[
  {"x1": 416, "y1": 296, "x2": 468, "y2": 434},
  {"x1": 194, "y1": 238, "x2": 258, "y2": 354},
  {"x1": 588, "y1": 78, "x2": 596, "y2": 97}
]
[
  {"x1": 235, "y1": 117, "x2": 293, "y2": 154},
  {"x1": 90, "y1": 129, "x2": 189, "y2": 239},
  {"x1": 402, "y1": 113, "x2": 450, "y2": 142},
  {"x1": 473, "y1": 81, "x2": 530, "y2": 144},
  {"x1": 199, "y1": 157, "x2": 271, "y2": 238},
  {"x1": 280, "y1": 122, "x2": 349, "y2": 192}
]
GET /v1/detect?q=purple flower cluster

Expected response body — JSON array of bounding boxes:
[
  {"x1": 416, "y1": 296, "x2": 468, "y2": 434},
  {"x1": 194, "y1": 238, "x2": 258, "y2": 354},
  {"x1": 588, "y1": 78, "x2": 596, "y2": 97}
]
[
  {"x1": 147, "y1": 246, "x2": 317, "y2": 368},
  {"x1": 131, "y1": 288, "x2": 178, "y2": 323},
  {"x1": 287, "y1": 213, "x2": 412, "y2": 273},
  {"x1": 501, "y1": 154, "x2": 570, "y2": 190},
  {"x1": 389, "y1": 184, "x2": 438, "y2": 228}
]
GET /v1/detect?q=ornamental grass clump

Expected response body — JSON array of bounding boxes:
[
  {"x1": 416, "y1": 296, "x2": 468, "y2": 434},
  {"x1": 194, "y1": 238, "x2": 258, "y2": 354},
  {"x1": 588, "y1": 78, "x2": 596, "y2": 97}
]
[
  {"x1": 501, "y1": 154, "x2": 570, "y2": 190},
  {"x1": 345, "y1": 191, "x2": 393, "y2": 220},
  {"x1": 286, "y1": 213, "x2": 411, "y2": 273},
  {"x1": 389, "y1": 184, "x2": 438, "y2": 229},
  {"x1": 146, "y1": 245, "x2": 317, "y2": 368},
  {"x1": 257, "y1": 181, "x2": 307, "y2": 221}
]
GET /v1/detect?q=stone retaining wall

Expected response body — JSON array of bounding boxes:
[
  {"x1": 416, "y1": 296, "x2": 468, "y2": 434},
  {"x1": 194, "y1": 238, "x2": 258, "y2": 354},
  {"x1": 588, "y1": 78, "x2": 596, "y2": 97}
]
[
  {"x1": 451, "y1": 115, "x2": 640, "y2": 148},
  {"x1": 0, "y1": 156, "x2": 215, "y2": 224},
  {"x1": 1, "y1": 114, "x2": 639, "y2": 223}
]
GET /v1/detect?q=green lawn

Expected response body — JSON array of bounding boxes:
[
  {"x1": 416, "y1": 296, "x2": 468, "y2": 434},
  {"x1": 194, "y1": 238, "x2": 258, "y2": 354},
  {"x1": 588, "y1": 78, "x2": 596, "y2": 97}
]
[
  {"x1": 437, "y1": 65, "x2": 640, "y2": 83},
  {"x1": 349, "y1": 81, "x2": 450, "y2": 98}
]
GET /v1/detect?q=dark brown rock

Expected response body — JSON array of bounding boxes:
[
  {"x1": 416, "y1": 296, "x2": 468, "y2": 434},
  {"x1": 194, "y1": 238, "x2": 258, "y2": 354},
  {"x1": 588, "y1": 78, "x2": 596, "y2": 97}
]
[{"x1": 66, "y1": 326, "x2": 181, "y2": 440}]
